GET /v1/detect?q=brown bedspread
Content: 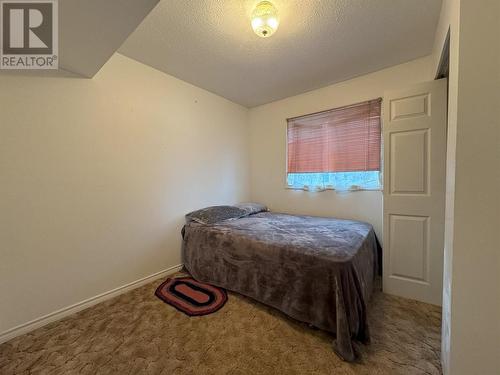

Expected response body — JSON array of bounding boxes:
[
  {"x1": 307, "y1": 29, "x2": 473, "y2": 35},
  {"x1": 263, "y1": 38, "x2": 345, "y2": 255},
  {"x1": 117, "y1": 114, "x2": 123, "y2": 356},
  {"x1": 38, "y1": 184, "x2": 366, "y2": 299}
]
[{"x1": 182, "y1": 212, "x2": 378, "y2": 361}]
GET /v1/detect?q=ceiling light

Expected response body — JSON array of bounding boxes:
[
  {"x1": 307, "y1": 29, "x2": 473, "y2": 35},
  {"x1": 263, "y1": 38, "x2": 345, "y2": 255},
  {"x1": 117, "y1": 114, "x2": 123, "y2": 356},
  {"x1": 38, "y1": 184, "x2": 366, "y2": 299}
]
[{"x1": 251, "y1": 1, "x2": 279, "y2": 38}]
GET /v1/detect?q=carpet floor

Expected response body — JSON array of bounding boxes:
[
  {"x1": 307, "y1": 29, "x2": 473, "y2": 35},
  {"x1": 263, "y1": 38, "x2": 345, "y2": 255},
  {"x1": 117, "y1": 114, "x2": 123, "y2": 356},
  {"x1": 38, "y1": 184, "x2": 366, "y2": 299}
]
[{"x1": 0, "y1": 275, "x2": 441, "y2": 375}]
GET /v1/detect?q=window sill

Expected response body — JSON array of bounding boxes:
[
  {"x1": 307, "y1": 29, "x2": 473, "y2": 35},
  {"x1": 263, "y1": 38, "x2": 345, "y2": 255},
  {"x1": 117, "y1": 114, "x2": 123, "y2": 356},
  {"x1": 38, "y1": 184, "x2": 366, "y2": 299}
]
[{"x1": 285, "y1": 185, "x2": 383, "y2": 193}]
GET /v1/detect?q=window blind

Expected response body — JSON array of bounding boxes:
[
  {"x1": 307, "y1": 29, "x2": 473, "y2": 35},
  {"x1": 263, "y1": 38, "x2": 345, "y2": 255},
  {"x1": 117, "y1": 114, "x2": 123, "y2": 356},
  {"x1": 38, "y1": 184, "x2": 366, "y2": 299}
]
[{"x1": 287, "y1": 98, "x2": 382, "y2": 174}]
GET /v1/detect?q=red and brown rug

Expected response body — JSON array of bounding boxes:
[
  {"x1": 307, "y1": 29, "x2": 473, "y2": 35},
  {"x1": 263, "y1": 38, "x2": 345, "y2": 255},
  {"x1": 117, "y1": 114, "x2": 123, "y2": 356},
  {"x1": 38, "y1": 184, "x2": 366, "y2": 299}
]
[{"x1": 155, "y1": 277, "x2": 227, "y2": 316}]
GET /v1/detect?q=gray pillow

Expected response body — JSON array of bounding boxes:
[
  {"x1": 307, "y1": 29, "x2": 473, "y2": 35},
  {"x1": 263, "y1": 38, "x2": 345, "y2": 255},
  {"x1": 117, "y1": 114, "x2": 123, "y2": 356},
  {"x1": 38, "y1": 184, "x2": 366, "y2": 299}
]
[
  {"x1": 234, "y1": 202, "x2": 268, "y2": 216},
  {"x1": 185, "y1": 205, "x2": 247, "y2": 225}
]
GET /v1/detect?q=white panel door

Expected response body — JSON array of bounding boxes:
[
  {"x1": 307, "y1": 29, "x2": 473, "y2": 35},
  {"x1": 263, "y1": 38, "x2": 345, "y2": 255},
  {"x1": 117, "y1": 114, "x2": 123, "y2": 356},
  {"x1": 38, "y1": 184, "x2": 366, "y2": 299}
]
[{"x1": 383, "y1": 79, "x2": 447, "y2": 305}]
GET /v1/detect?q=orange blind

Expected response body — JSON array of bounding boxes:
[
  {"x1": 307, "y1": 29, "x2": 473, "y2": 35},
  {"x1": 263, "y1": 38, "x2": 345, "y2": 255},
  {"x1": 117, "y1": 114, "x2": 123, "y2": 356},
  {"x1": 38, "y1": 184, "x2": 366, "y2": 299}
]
[{"x1": 287, "y1": 99, "x2": 382, "y2": 173}]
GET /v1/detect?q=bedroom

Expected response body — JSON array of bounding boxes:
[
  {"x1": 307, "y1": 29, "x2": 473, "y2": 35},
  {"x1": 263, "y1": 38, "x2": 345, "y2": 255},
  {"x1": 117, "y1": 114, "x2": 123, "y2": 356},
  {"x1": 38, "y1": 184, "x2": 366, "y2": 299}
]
[{"x1": 0, "y1": 1, "x2": 498, "y2": 374}]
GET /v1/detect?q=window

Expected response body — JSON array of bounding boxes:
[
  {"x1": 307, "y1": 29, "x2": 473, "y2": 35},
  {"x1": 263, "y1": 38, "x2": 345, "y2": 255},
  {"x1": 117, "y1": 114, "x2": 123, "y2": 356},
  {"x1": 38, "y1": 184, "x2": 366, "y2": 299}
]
[{"x1": 287, "y1": 98, "x2": 382, "y2": 191}]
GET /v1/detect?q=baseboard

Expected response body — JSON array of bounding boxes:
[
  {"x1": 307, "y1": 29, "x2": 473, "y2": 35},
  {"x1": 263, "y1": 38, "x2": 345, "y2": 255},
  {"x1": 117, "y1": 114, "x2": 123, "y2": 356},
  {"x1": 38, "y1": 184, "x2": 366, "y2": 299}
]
[{"x1": 0, "y1": 264, "x2": 183, "y2": 345}]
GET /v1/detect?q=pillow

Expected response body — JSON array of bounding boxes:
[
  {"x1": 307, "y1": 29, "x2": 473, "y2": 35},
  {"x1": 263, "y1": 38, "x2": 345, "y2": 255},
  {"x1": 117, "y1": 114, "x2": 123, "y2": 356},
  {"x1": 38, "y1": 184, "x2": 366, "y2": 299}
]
[
  {"x1": 234, "y1": 202, "x2": 268, "y2": 216},
  {"x1": 185, "y1": 205, "x2": 247, "y2": 225}
]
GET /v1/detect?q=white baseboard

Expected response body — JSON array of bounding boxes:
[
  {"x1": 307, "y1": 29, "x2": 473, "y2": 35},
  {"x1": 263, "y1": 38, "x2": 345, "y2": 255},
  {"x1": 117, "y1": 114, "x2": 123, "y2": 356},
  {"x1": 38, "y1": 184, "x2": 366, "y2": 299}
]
[{"x1": 0, "y1": 264, "x2": 183, "y2": 345}]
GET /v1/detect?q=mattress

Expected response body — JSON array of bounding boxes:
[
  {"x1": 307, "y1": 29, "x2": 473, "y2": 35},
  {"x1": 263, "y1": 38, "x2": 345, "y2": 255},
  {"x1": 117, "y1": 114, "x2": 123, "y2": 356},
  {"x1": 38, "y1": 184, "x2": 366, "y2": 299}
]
[{"x1": 182, "y1": 211, "x2": 379, "y2": 361}]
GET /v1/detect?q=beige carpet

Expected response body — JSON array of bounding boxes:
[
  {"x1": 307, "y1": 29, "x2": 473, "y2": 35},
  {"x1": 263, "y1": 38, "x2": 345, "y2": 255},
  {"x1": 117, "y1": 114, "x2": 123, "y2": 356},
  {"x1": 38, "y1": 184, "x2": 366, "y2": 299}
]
[{"x1": 0, "y1": 275, "x2": 441, "y2": 375}]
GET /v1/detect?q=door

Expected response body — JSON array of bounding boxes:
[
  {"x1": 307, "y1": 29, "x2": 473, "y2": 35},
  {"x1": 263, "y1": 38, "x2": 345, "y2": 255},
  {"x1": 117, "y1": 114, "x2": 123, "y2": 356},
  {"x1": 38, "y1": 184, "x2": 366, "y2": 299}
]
[{"x1": 383, "y1": 79, "x2": 447, "y2": 306}]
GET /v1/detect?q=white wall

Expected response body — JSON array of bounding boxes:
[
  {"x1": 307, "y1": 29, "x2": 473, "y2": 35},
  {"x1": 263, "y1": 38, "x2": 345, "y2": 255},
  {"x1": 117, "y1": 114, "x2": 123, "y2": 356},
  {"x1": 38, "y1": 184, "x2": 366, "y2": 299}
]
[
  {"x1": 430, "y1": 1, "x2": 460, "y2": 371},
  {"x1": 431, "y1": 1, "x2": 500, "y2": 374},
  {"x1": 248, "y1": 57, "x2": 433, "y2": 241},
  {"x1": 0, "y1": 53, "x2": 250, "y2": 335}
]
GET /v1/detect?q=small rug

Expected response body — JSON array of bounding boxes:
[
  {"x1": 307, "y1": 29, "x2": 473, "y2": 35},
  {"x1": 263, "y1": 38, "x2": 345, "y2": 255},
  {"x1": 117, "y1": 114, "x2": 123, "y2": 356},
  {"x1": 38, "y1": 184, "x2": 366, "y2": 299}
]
[{"x1": 155, "y1": 277, "x2": 227, "y2": 316}]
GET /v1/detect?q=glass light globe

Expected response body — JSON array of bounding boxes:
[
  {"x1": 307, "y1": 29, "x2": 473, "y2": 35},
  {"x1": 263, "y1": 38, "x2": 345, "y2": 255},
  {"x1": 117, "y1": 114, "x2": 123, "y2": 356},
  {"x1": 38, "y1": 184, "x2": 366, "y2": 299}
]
[{"x1": 251, "y1": 1, "x2": 279, "y2": 38}]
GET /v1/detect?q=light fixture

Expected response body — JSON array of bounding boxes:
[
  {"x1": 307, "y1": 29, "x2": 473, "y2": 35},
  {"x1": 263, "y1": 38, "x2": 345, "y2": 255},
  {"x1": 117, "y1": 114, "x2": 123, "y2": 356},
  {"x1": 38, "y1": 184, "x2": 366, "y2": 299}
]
[{"x1": 251, "y1": 1, "x2": 279, "y2": 38}]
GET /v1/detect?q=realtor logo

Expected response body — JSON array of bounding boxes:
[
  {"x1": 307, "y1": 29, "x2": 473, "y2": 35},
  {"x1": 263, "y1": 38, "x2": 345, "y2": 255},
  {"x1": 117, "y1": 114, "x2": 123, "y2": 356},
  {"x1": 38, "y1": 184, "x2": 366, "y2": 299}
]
[{"x1": 0, "y1": 0, "x2": 58, "y2": 69}]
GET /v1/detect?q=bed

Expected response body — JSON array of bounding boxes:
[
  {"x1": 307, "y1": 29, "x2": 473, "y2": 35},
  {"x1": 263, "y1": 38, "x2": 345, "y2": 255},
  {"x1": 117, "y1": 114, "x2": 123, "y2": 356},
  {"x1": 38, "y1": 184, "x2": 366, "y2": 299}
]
[{"x1": 181, "y1": 204, "x2": 379, "y2": 361}]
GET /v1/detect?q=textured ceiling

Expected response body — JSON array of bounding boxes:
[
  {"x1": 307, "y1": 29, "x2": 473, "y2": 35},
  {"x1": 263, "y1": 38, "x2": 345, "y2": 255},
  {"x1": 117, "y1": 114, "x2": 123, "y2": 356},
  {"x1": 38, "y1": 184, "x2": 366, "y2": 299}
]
[{"x1": 119, "y1": 0, "x2": 442, "y2": 107}]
